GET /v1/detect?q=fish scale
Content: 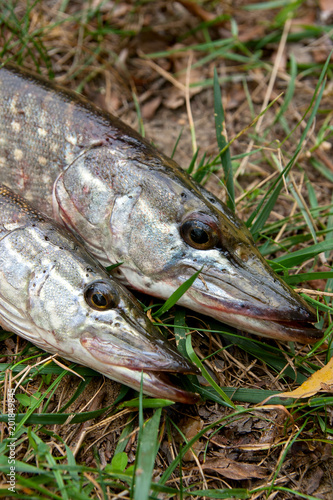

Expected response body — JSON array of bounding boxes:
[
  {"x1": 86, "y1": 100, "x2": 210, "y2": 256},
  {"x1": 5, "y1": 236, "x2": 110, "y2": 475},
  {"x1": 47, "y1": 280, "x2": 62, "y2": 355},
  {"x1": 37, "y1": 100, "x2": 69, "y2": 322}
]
[{"x1": 0, "y1": 63, "x2": 323, "y2": 343}]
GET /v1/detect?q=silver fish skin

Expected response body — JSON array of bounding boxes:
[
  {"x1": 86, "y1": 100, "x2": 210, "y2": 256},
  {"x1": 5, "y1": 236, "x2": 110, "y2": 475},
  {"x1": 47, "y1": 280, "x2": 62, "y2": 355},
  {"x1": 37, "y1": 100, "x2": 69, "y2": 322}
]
[
  {"x1": 0, "y1": 184, "x2": 200, "y2": 404},
  {"x1": 0, "y1": 64, "x2": 322, "y2": 343}
]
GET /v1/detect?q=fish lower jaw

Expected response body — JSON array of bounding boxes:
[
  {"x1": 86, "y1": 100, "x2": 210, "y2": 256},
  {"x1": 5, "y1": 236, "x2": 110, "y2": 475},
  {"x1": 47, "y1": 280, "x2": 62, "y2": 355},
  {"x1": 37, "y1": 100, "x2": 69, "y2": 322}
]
[
  {"x1": 99, "y1": 366, "x2": 200, "y2": 404},
  {"x1": 174, "y1": 293, "x2": 320, "y2": 343},
  {"x1": 208, "y1": 309, "x2": 321, "y2": 344}
]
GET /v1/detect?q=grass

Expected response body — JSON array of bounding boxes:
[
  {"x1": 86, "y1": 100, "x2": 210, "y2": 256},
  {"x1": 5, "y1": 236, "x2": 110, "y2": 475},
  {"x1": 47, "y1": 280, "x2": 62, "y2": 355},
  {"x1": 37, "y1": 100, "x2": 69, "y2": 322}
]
[{"x1": 0, "y1": 0, "x2": 333, "y2": 498}]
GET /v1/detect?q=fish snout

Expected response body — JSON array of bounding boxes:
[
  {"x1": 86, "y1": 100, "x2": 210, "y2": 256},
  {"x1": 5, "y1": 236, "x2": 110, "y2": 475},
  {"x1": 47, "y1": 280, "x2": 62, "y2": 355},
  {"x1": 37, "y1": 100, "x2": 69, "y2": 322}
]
[
  {"x1": 80, "y1": 321, "x2": 199, "y2": 374},
  {"x1": 183, "y1": 249, "x2": 322, "y2": 343}
]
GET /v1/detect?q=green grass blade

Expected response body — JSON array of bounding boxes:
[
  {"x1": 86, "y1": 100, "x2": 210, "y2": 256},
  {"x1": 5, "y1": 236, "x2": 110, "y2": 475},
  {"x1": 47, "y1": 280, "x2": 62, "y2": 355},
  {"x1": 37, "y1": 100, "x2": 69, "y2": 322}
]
[
  {"x1": 105, "y1": 261, "x2": 123, "y2": 273},
  {"x1": 171, "y1": 127, "x2": 183, "y2": 159},
  {"x1": 173, "y1": 308, "x2": 189, "y2": 358},
  {"x1": 134, "y1": 408, "x2": 162, "y2": 500},
  {"x1": 213, "y1": 67, "x2": 235, "y2": 211},
  {"x1": 305, "y1": 175, "x2": 318, "y2": 209},
  {"x1": 243, "y1": 0, "x2": 293, "y2": 10},
  {"x1": 153, "y1": 268, "x2": 202, "y2": 317},
  {"x1": 219, "y1": 331, "x2": 307, "y2": 383},
  {"x1": 58, "y1": 378, "x2": 93, "y2": 413},
  {"x1": 192, "y1": 384, "x2": 294, "y2": 406},
  {"x1": 248, "y1": 162, "x2": 290, "y2": 239},
  {"x1": 0, "y1": 360, "x2": 97, "y2": 377},
  {"x1": 267, "y1": 486, "x2": 327, "y2": 500},
  {"x1": 284, "y1": 271, "x2": 333, "y2": 286},
  {"x1": 325, "y1": 192, "x2": 333, "y2": 295},
  {"x1": 113, "y1": 419, "x2": 134, "y2": 455},
  {"x1": 186, "y1": 334, "x2": 235, "y2": 408},
  {"x1": 274, "y1": 53, "x2": 297, "y2": 124},
  {"x1": 119, "y1": 397, "x2": 174, "y2": 408},
  {"x1": 248, "y1": 56, "x2": 329, "y2": 237},
  {"x1": 187, "y1": 149, "x2": 199, "y2": 174},
  {"x1": 271, "y1": 154, "x2": 318, "y2": 243},
  {"x1": 0, "y1": 408, "x2": 109, "y2": 425},
  {"x1": 29, "y1": 430, "x2": 69, "y2": 500},
  {"x1": 273, "y1": 239, "x2": 333, "y2": 268}
]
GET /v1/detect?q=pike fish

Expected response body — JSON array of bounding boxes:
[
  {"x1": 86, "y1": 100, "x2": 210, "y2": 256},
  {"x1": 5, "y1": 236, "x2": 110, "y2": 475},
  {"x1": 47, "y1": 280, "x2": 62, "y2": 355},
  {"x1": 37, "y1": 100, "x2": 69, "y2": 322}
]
[
  {"x1": 0, "y1": 64, "x2": 322, "y2": 343},
  {"x1": 0, "y1": 184, "x2": 200, "y2": 403}
]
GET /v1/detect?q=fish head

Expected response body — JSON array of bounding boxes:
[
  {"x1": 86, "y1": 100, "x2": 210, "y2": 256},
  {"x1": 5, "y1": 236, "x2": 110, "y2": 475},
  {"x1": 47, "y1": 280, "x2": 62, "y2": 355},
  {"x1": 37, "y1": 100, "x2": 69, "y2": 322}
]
[
  {"x1": 53, "y1": 145, "x2": 321, "y2": 344},
  {"x1": 25, "y1": 231, "x2": 199, "y2": 403},
  {"x1": 116, "y1": 168, "x2": 321, "y2": 343}
]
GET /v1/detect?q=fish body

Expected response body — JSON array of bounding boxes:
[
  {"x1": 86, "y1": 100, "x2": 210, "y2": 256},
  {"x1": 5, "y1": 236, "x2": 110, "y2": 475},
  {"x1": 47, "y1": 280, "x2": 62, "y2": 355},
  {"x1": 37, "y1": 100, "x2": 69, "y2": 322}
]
[
  {"x1": 0, "y1": 184, "x2": 199, "y2": 403},
  {"x1": 0, "y1": 64, "x2": 322, "y2": 343}
]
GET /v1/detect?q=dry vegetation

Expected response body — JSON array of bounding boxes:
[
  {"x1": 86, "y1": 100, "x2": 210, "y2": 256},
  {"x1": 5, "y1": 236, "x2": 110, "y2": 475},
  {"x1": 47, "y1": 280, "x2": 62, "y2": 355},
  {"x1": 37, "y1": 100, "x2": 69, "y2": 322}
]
[{"x1": 0, "y1": 1, "x2": 333, "y2": 499}]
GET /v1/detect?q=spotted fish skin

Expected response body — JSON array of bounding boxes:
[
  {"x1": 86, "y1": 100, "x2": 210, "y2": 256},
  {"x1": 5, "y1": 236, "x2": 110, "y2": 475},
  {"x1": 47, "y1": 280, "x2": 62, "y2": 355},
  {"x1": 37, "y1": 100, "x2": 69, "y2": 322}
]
[
  {"x1": 0, "y1": 184, "x2": 200, "y2": 403},
  {"x1": 0, "y1": 64, "x2": 322, "y2": 343}
]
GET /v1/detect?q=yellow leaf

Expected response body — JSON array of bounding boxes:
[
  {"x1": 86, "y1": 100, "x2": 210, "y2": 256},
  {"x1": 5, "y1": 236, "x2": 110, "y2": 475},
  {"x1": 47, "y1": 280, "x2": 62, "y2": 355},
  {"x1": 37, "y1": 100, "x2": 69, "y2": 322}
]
[{"x1": 280, "y1": 357, "x2": 333, "y2": 399}]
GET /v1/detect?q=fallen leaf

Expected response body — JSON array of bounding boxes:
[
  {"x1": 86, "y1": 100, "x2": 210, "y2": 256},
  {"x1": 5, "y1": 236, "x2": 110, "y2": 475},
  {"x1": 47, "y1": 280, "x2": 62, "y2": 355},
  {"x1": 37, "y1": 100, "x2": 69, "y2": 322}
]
[
  {"x1": 142, "y1": 96, "x2": 162, "y2": 119},
  {"x1": 177, "y1": 0, "x2": 220, "y2": 23},
  {"x1": 319, "y1": 0, "x2": 333, "y2": 13},
  {"x1": 238, "y1": 24, "x2": 266, "y2": 43},
  {"x1": 306, "y1": 466, "x2": 324, "y2": 495},
  {"x1": 280, "y1": 357, "x2": 333, "y2": 399},
  {"x1": 319, "y1": 0, "x2": 333, "y2": 22},
  {"x1": 176, "y1": 416, "x2": 204, "y2": 461},
  {"x1": 202, "y1": 456, "x2": 268, "y2": 480}
]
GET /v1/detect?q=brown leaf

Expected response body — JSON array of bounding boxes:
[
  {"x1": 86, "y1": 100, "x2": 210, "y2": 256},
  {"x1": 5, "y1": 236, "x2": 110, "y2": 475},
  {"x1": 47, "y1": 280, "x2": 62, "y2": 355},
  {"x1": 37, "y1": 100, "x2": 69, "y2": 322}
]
[
  {"x1": 163, "y1": 88, "x2": 185, "y2": 109},
  {"x1": 319, "y1": 0, "x2": 333, "y2": 13},
  {"x1": 306, "y1": 466, "x2": 324, "y2": 495},
  {"x1": 202, "y1": 456, "x2": 268, "y2": 480},
  {"x1": 176, "y1": 0, "x2": 220, "y2": 23},
  {"x1": 176, "y1": 416, "x2": 204, "y2": 461},
  {"x1": 142, "y1": 96, "x2": 162, "y2": 119},
  {"x1": 237, "y1": 24, "x2": 266, "y2": 43},
  {"x1": 280, "y1": 357, "x2": 333, "y2": 399}
]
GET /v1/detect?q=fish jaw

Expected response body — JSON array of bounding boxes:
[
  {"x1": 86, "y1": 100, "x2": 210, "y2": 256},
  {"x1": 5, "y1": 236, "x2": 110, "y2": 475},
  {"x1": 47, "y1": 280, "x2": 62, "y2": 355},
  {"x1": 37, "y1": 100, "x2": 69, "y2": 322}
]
[
  {"x1": 77, "y1": 307, "x2": 200, "y2": 375},
  {"x1": 115, "y1": 242, "x2": 321, "y2": 344},
  {"x1": 95, "y1": 365, "x2": 200, "y2": 404},
  {"x1": 176, "y1": 248, "x2": 321, "y2": 343}
]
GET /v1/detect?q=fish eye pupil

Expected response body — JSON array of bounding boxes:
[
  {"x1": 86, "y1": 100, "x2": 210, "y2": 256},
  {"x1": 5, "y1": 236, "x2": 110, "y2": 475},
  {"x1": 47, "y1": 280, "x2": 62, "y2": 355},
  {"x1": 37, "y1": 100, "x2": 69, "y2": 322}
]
[
  {"x1": 180, "y1": 218, "x2": 219, "y2": 250},
  {"x1": 92, "y1": 293, "x2": 107, "y2": 307},
  {"x1": 84, "y1": 281, "x2": 119, "y2": 310},
  {"x1": 190, "y1": 227, "x2": 209, "y2": 244}
]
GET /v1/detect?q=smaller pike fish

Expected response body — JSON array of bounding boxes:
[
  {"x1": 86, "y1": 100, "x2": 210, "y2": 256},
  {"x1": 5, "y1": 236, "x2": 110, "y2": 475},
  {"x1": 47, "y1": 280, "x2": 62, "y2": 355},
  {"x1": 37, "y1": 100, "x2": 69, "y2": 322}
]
[{"x1": 0, "y1": 184, "x2": 199, "y2": 403}]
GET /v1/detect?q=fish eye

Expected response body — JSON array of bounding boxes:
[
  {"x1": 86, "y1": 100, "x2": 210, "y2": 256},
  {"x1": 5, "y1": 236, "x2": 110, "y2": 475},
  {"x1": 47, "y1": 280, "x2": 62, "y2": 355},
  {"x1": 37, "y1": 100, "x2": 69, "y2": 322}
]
[
  {"x1": 180, "y1": 219, "x2": 219, "y2": 250},
  {"x1": 84, "y1": 281, "x2": 119, "y2": 310}
]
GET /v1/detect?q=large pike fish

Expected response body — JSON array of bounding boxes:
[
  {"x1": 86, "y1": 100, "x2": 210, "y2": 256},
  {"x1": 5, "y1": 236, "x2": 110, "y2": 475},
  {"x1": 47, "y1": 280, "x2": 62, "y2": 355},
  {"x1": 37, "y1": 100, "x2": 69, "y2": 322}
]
[
  {"x1": 0, "y1": 64, "x2": 322, "y2": 343},
  {"x1": 0, "y1": 184, "x2": 199, "y2": 403}
]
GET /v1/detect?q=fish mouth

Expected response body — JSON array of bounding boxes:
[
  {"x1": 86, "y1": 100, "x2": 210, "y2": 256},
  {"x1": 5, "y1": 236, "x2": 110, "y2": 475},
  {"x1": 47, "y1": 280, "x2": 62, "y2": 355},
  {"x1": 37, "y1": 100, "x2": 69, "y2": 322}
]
[
  {"x1": 138, "y1": 371, "x2": 200, "y2": 404},
  {"x1": 175, "y1": 254, "x2": 322, "y2": 344},
  {"x1": 198, "y1": 305, "x2": 321, "y2": 344},
  {"x1": 80, "y1": 327, "x2": 200, "y2": 374},
  {"x1": 80, "y1": 327, "x2": 200, "y2": 403},
  {"x1": 82, "y1": 337, "x2": 200, "y2": 403},
  {"x1": 187, "y1": 286, "x2": 321, "y2": 343},
  {"x1": 108, "y1": 367, "x2": 201, "y2": 404}
]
